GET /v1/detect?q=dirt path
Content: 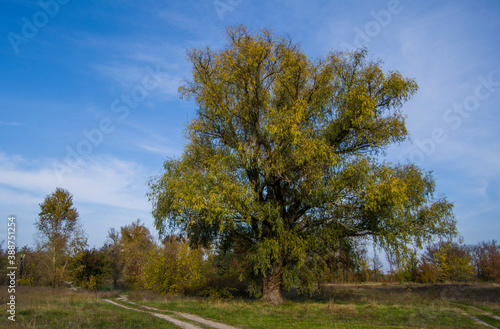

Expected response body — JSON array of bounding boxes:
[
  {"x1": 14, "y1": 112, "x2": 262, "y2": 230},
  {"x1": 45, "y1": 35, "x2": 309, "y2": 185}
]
[{"x1": 103, "y1": 295, "x2": 240, "y2": 329}]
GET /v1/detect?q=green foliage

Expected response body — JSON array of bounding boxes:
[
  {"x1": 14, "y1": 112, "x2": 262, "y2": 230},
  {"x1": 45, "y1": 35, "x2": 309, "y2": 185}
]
[
  {"x1": 69, "y1": 248, "x2": 109, "y2": 290},
  {"x1": 386, "y1": 248, "x2": 420, "y2": 283},
  {"x1": 17, "y1": 277, "x2": 33, "y2": 286},
  {"x1": 320, "y1": 239, "x2": 366, "y2": 283},
  {"x1": 141, "y1": 238, "x2": 208, "y2": 294},
  {"x1": 357, "y1": 253, "x2": 384, "y2": 283},
  {"x1": 418, "y1": 241, "x2": 474, "y2": 283},
  {"x1": 34, "y1": 187, "x2": 87, "y2": 287},
  {"x1": 148, "y1": 25, "x2": 457, "y2": 302},
  {"x1": 119, "y1": 219, "x2": 154, "y2": 288},
  {"x1": 10, "y1": 246, "x2": 45, "y2": 286},
  {"x1": 200, "y1": 286, "x2": 237, "y2": 301},
  {"x1": 397, "y1": 251, "x2": 420, "y2": 283}
]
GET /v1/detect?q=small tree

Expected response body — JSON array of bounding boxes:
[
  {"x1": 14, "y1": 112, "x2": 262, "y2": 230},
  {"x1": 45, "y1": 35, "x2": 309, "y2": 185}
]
[
  {"x1": 16, "y1": 246, "x2": 40, "y2": 286},
  {"x1": 120, "y1": 219, "x2": 154, "y2": 288},
  {"x1": 418, "y1": 241, "x2": 473, "y2": 283},
  {"x1": 35, "y1": 188, "x2": 87, "y2": 287},
  {"x1": 141, "y1": 237, "x2": 207, "y2": 294},
  {"x1": 69, "y1": 248, "x2": 109, "y2": 290},
  {"x1": 470, "y1": 240, "x2": 500, "y2": 282},
  {"x1": 418, "y1": 258, "x2": 439, "y2": 283},
  {"x1": 102, "y1": 228, "x2": 123, "y2": 288}
]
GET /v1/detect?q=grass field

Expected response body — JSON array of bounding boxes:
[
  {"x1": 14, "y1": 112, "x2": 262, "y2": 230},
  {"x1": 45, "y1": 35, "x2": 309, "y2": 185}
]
[
  {"x1": 0, "y1": 287, "x2": 178, "y2": 329},
  {"x1": 1, "y1": 283, "x2": 498, "y2": 328}
]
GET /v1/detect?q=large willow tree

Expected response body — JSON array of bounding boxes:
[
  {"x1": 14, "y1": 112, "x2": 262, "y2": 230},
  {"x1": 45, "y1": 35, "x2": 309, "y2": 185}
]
[{"x1": 149, "y1": 26, "x2": 456, "y2": 304}]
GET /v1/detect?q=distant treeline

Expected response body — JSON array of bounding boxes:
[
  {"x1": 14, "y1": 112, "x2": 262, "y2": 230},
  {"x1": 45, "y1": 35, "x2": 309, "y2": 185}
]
[
  {"x1": 0, "y1": 219, "x2": 245, "y2": 297},
  {"x1": 1, "y1": 222, "x2": 498, "y2": 295},
  {"x1": 1, "y1": 188, "x2": 497, "y2": 295},
  {"x1": 324, "y1": 240, "x2": 499, "y2": 284}
]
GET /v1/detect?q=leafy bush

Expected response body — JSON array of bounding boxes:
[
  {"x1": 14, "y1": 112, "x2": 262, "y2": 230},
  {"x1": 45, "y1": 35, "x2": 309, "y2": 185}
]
[
  {"x1": 200, "y1": 287, "x2": 236, "y2": 301},
  {"x1": 417, "y1": 241, "x2": 474, "y2": 283},
  {"x1": 470, "y1": 240, "x2": 500, "y2": 282},
  {"x1": 141, "y1": 238, "x2": 208, "y2": 294},
  {"x1": 68, "y1": 248, "x2": 109, "y2": 290}
]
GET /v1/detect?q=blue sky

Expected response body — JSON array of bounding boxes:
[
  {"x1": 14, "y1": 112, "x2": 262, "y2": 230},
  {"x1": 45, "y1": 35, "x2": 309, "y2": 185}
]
[{"x1": 1, "y1": 0, "x2": 499, "y2": 251}]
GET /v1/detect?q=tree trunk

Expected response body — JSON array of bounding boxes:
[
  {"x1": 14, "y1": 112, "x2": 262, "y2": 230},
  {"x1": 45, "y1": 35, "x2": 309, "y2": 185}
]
[
  {"x1": 262, "y1": 261, "x2": 284, "y2": 305},
  {"x1": 52, "y1": 246, "x2": 57, "y2": 287}
]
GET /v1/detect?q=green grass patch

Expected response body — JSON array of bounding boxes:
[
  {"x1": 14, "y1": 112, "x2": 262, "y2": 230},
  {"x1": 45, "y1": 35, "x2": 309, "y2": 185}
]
[
  {"x1": 456, "y1": 302, "x2": 500, "y2": 317},
  {"x1": 0, "y1": 286, "x2": 178, "y2": 328},
  {"x1": 2, "y1": 284, "x2": 498, "y2": 328},
  {"x1": 127, "y1": 284, "x2": 498, "y2": 329},
  {"x1": 135, "y1": 296, "x2": 480, "y2": 328},
  {"x1": 477, "y1": 315, "x2": 500, "y2": 328}
]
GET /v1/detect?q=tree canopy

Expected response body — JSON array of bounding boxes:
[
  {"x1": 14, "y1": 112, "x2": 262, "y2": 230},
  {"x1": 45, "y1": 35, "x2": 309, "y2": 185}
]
[
  {"x1": 119, "y1": 219, "x2": 154, "y2": 288},
  {"x1": 148, "y1": 26, "x2": 457, "y2": 304}
]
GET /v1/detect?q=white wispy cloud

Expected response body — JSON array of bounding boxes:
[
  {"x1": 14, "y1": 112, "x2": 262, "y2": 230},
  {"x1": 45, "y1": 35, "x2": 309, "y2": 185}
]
[
  {"x1": 65, "y1": 31, "x2": 190, "y2": 100},
  {"x1": 0, "y1": 152, "x2": 159, "y2": 248},
  {"x1": 435, "y1": 138, "x2": 500, "y2": 178},
  {"x1": 0, "y1": 153, "x2": 151, "y2": 212},
  {"x1": 0, "y1": 121, "x2": 23, "y2": 127},
  {"x1": 93, "y1": 61, "x2": 183, "y2": 99},
  {"x1": 135, "y1": 142, "x2": 182, "y2": 157}
]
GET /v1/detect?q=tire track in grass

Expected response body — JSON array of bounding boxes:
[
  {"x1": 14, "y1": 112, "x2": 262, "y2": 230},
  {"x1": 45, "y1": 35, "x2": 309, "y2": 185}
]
[
  {"x1": 116, "y1": 295, "x2": 239, "y2": 329},
  {"x1": 105, "y1": 295, "x2": 240, "y2": 329},
  {"x1": 453, "y1": 304, "x2": 500, "y2": 329},
  {"x1": 103, "y1": 299, "x2": 202, "y2": 329},
  {"x1": 467, "y1": 305, "x2": 500, "y2": 322}
]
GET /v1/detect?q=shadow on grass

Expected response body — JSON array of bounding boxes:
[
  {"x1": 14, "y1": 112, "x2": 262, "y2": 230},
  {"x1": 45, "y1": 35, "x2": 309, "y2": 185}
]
[{"x1": 282, "y1": 283, "x2": 499, "y2": 305}]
